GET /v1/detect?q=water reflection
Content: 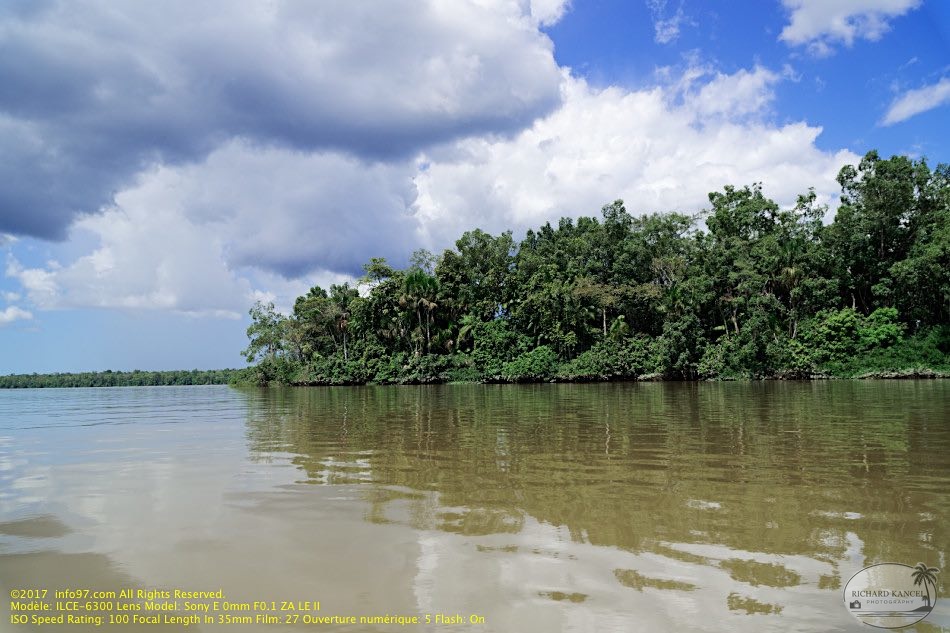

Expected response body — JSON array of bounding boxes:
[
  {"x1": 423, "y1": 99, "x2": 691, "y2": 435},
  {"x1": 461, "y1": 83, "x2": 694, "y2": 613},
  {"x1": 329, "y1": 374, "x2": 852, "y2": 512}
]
[
  {"x1": 242, "y1": 382, "x2": 950, "y2": 631},
  {"x1": 0, "y1": 382, "x2": 946, "y2": 632}
]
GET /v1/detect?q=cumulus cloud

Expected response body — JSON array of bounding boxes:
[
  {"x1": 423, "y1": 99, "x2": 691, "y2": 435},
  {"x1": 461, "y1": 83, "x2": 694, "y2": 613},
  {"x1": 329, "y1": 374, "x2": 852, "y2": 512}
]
[
  {"x1": 6, "y1": 221, "x2": 250, "y2": 318},
  {"x1": 4, "y1": 140, "x2": 414, "y2": 315},
  {"x1": 6, "y1": 61, "x2": 861, "y2": 317},
  {"x1": 690, "y1": 66, "x2": 782, "y2": 119},
  {"x1": 119, "y1": 140, "x2": 422, "y2": 278},
  {"x1": 243, "y1": 268, "x2": 356, "y2": 316},
  {"x1": 0, "y1": 3, "x2": 863, "y2": 321},
  {"x1": 0, "y1": 0, "x2": 562, "y2": 240},
  {"x1": 779, "y1": 0, "x2": 921, "y2": 55},
  {"x1": 413, "y1": 68, "x2": 858, "y2": 246},
  {"x1": 882, "y1": 77, "x2": 950, "y2": 125},
  {"x1": 528, "y1": 0, "x2": 571, "y2": 26},
  {"x1": 0, "y1": 305, "x2": 31, "y2": 325}
]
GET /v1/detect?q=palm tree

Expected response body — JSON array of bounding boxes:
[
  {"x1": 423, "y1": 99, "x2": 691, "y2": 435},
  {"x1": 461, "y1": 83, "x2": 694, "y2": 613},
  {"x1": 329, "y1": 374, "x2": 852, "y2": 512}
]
[
  {"x1": 455, "y1": 314, "x2": 479, "y2": 351},
  {"x1": 329, "y1": 283, "x2": 358, "y2": 361},
  {"x1": 911, "y1": 562, "x2": 939, "y2": 608},
  {"x1": 403, "y1": 269, "x2": 440, "y2": 354},
  {"x1": 608, "y1": 314, "x2": 629, "y2": 341}
]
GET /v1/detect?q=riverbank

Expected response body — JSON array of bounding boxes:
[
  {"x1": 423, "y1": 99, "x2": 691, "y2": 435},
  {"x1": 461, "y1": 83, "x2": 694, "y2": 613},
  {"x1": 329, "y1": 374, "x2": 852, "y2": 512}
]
[
  {"x1": 3, "y1": 362, "x2": 946, "y2": 390},
  {"x1": 258, "y1": 365, "x2": 950, "y2": 387},
  {"x1": 240, "y1": 152, "x2": 950, "y2": 392},
  {"x1": 0, "y1": 369, "x2": 244, "y2": 389},
  {"x1": 239, "y1": 325, "x2": 950, "y2": 387}
]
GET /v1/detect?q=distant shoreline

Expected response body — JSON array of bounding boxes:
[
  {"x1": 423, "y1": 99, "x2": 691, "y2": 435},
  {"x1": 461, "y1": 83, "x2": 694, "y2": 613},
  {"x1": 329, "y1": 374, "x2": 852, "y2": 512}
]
[
  {"x1": 0, "y1": 369, "x2": 245, "y2": 389},
  {"x1": 1, "y1": 367, "x2": 945, "y2": 389}
]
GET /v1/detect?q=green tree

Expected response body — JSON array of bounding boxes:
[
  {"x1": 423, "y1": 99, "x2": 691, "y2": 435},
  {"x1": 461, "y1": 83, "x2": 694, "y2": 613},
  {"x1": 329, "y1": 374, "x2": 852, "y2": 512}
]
[
  {"x1": 329, "y1": 283, "x2": 360, "y2": 361},
  {"x1": 236, "y1": 151, "x2": 950, "y2": 386},
  {"x1": 243, "y1": 301, "x2": 287, "y2": 363},
  {"x1": 436, "y1": 229, "x2": 515, "y2": 322},
  {"x1": 826, "y1": 151, "x2": 926, "y2": 312},
  {"x1": 242, "y1": 301, "x2": 294, "y2": 384},
  {"x1": 402, "y1": 269, "x2": 440, "y2": 354},
  {"x1": 891, "y1": 163, "x2": 950, "y2": 325}
]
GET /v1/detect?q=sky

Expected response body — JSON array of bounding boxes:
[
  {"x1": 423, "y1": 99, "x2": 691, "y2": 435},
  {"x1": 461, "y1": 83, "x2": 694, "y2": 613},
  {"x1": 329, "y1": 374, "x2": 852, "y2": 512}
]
[{"x1": 0, "y1": 0, "x2": 948, "y2": 373}]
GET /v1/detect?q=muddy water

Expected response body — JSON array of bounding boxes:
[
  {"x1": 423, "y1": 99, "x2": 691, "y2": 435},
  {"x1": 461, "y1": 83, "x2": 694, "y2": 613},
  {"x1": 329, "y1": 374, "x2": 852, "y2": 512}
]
[{"x1": 1, "y1": 382, "x2": 948, "y2": 631}]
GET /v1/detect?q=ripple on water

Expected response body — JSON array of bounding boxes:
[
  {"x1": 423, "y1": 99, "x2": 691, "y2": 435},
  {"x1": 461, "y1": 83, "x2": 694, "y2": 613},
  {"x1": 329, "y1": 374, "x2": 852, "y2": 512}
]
[{"x1": 1, "y1": 382, "x2": 948, "y2": 632}]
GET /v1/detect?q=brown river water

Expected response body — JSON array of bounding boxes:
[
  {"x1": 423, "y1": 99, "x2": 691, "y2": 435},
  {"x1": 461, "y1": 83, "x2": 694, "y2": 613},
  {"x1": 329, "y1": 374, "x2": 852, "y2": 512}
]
[{"x1": 1, "y1": 382, "x2": 948, "y2": 632}]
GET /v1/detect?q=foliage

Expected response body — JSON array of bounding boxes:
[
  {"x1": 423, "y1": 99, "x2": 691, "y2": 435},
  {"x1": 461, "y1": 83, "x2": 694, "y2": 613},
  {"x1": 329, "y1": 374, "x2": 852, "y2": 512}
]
[
  {"x1": 558, "y1": 336, "x2": 655, "y2": 380},
  {"x1": 799, "y1": 308, "x2": 865, "y2": 366},
  {"x1": 826, "y1": 326, "x2": 950, "y2": 377},
  {"x1": 470, "y1": 319, "x2": 531, "y2": 377},
  {"x1": 236, "y1": 150, "x2": 950, "y2": 386},
  {"x1": 0, "y1": 369, "x2": 245, "y2": 389},
  {"x1": 654, "y1": 313, "x2": 704, "y2": 379},
  {"x1": 243, "y1": 301, "x2": 288, "y2": 363},
  {"x1": 860, "y1": 307, "x2": 904, "y2": 348},
  {"x1": 14, "y1": 152, "x2": 944, "y2": 390},
  {"x1": 698, "y1": 337, "x2": 741, "y2": 380},
  {"x1": 501, "y1": 346, "x2": 559, "y2": 382}
]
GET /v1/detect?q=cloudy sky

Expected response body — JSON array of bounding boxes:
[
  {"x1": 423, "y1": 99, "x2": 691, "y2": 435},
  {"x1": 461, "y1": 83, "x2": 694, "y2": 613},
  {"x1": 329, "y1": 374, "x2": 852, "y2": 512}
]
[{"x1": 1, "y1": 0, "x2": 948, "y2": 373}]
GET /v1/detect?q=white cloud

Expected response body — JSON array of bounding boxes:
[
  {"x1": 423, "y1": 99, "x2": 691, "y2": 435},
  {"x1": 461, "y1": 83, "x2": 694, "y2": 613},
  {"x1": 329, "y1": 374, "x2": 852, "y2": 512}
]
[
  {"x1": 882, "y1": 77, "x2": 950, "y2": 125},
  {"x1": 779, "y1": 0, "x2": 921, "y2": 54},
  {"x1": 3, "y1": 60, "x2": 859, "y2": 320},
  {"x1": 2, "y1": 291, "x2": 21, "y2": 302},
  {"x1": 0, "y1": 306, "x2": 31, "y2": 325},
  {"x1": 6, "y1": 141, "x2": 413, "y2": 316},
  {"x1": 0, "y1": 0, "x2": 563, "y2": 239},
  {"x1": 413, "y1": 68, "x2": 858, "y2": 246},
  {"x1": 648, "y1": 0, "x2": 688, "y2": 44},
  {"x1": 125, "y1": 140, "x2": 422, "y2": 277},
  {"x1": 528, "y1": 0, "x2": 571, "y2": 26},
  {"x1": 654, "y1": 16, "x2": 683, "y2": 44},
  {"x1": 7, "y1": 219, "x2": 249, "y2": 318},
  {"x1": 691, "y1": 66, "x2": 781, "y2": 119},
  {"x1": 242, "y1": 269, "x2": 357, "y2": 317}
]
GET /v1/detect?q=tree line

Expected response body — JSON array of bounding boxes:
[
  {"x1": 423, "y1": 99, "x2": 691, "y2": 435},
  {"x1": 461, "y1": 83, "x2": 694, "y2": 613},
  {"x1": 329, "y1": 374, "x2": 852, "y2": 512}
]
[
  {"x1": 0, "y1": 369, "x2": 244, "y2": 389},
  {"x1": 238, "y1": 150, "x2": 947, "y2": 385}
]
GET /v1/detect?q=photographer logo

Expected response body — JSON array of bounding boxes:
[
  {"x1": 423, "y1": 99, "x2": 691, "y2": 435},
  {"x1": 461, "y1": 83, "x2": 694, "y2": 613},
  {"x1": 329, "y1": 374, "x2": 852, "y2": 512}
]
[{"x1": 843, "y1": 562, "x2": 939, "y2": 629}]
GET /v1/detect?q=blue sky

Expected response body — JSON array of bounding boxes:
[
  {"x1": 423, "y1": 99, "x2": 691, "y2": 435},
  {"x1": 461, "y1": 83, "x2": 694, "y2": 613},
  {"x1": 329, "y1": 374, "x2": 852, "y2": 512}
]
[
  {"x1": 546, "y1": 0, "x2": 950, "y2": 155},
  {"x1": 1, "y1": 0, "x2": 948, "y2": 373}
]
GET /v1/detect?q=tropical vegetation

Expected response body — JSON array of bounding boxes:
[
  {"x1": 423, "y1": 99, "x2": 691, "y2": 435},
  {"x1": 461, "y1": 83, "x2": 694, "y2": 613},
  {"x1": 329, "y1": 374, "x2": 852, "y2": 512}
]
[
  {"x1": 241, "y1": 151, "x2": 950, "y2": 385},
  {"x1": 0, "y1": 369, "x2": 244, "y2": 389}
]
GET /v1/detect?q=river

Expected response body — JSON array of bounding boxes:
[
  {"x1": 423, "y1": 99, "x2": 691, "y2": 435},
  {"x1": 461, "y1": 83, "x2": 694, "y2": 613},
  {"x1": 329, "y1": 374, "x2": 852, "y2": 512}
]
[{"x1": 1, "y1": 382, "x2": 948, "y2": 631}]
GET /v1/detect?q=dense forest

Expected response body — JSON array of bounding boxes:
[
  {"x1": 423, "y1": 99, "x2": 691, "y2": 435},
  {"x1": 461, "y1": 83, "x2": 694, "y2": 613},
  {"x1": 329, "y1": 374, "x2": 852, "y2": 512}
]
[
  {"x1": 238, "y1": 150, "x2": 948, "y2": 385},
  {"x1": 0, "y1": 369, "x2": 244, "y2": 389}
]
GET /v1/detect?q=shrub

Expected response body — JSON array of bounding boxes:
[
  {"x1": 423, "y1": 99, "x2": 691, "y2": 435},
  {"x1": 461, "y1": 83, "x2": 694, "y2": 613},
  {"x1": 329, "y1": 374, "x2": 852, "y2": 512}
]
[
  {"x1": 799, "y1": 308, "x2": 863, "y2": 366},
  {"x1": 501, "y1": 346, "x2": 559, "y2": 382},
  {"x1": 303, "y1": 355, "x2": 370, "y2": 385},
  {"x1": 558, "y1": 336, "x2": 655, "y2": 380},
  {"x1": 830, "y1": 326, "x2": 950, "y2": 376},
  {"x1": 698, "y1": 336, "x2": 739, "y2": 379},
  {"x1": 654, "y1": 313, "x2": 703, "y2": 379},
  {"x1": 368, "y1": 351, "x2": 408, "y2": 384},
  {"x1": 471, "y1": 319, "x2": 532, "y2": 377},
  {"x1": 860, "y1": 307, "x2": 904, "y2": 348}
]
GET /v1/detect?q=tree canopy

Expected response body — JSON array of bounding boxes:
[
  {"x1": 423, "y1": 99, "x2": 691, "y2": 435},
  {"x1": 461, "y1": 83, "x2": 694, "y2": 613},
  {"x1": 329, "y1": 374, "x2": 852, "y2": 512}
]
[
  {"x1": 0, "y1": 369, "x2": 244, "y2": 389},
  {"x1": 242, "y1": 151, "x2": 950, "y2": 386}
]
